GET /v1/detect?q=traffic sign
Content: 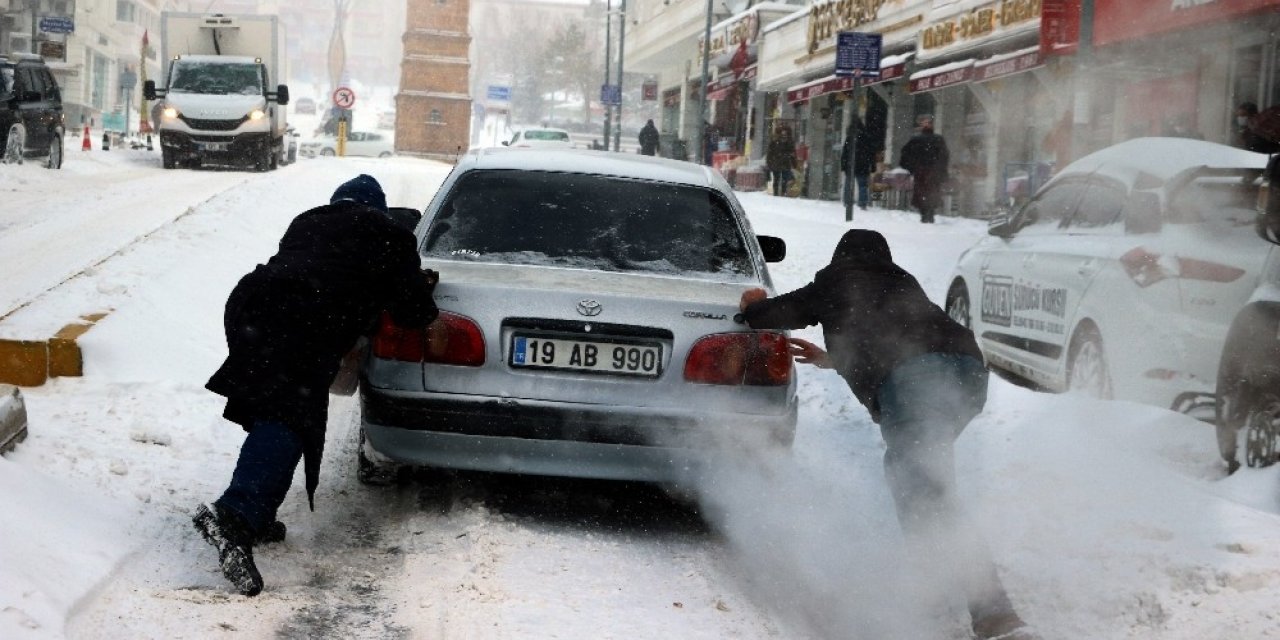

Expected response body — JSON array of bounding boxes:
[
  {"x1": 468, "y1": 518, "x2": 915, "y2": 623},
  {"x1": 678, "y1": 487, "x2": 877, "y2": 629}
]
[
  {"x1": 486, "y1": 85, "x2": 511, "y2": 102},
  {"x1": 600, "y1": 84, "x2": 621, "y2": 107},
  {"x1": 39, "y1": 16, "x2": 74, "y2": 34},
  {"x1": 332, "y1": 86, "x2": 356, "y2": 109},
  {"x1": 835, "y1": 32, "x2": 882, "y2": 78}
]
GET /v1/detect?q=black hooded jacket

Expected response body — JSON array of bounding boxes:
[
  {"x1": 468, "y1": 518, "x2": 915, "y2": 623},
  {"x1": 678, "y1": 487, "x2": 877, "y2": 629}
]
[
  {"x1": 741, "y1": 229, "x2": 981, "y2": 422},
  {"x1": 206, "y1": 200, "x2": 438, "y2": 506}
]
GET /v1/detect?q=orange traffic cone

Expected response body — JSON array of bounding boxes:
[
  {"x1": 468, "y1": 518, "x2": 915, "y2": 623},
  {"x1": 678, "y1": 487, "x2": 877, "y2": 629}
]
[{"x1": 81, "y1": 125, "x2": 91, "y2": 151}]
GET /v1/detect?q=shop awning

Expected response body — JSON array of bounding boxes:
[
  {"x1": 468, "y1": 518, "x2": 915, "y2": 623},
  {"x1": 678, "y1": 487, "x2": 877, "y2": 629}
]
[
  {"x1": 908, "y1": 59, "x2": 975, "y2": 93},
  {"x1": 866, "y1": 52, "x2": 913, "y2": 86},
  {"x1": 708, "y1": 66, "x2": 758, "y2": 101},
  {"x1": 785, "y1": 74, "x2": 856, "y2": 105},
  {"x1": 972, "y1": 47, "x2": 1043, "y2": 83}
]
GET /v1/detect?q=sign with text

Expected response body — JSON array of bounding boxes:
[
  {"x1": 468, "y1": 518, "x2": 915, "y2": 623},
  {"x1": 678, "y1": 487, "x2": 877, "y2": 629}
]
[
  {"x1": 1040, "y1": 0, "x2": 1080, "y2": 57},
  {"x1": 835, "y1": 32, "x2": 882, "y2": 78},
  {"x1": 917, "y1": 0, "x2": 1041, "y2": 60},
  {"x1": 39, "y1": 16, "x2": 74, "y2": 34},
  {"x1": 486, "y1": 85, "x2": 511, "y2": 103},
  {"x1": 642, "y1": 79, "x2": 658, "y2": 101},
  {"x1": 600, "y1": 84, "x2": 621, "y2": 107},
  {"x1": 786, "y1": 75, "x2": 856, "y2": 105},
  {"x1": 909, "y1": 63, "x2": 973, "y2": 93},
  {"x1": 974, "y1": 50, "x2": 1043, "y2": 82}
]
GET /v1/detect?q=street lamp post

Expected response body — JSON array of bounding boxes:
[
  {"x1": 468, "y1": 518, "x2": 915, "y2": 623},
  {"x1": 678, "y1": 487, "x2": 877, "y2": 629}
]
[
  {"x1": 694, "y1": 0, "x2": 712, "y2": 165},
  {"x1": 602, "y1": 0, "x2": 612, "y2": 150},
  {"x1": 612, "y1": 0, "x2": 627, "y2": 151}
]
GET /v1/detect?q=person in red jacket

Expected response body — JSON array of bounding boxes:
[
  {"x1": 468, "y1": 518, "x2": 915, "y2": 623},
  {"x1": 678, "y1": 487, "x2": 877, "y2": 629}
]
[{"x1": 739, "y1": 229, "x2": 1035, "y2": 640}]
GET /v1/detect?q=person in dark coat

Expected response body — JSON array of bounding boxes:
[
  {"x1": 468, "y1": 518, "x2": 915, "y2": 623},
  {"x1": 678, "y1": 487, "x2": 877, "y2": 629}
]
[
  {"x1": 638, "y1": 119, "x2": 660, "y2": 156},
  {"x1": 841, "y1": 115, "x2": 880, "y2": 210},
  {"x1": 899, "y1": 116, "x2": 950, "y2": 223},
  {"x1": 194, "y1": 174, "x2": 439, "y2": 596},
  {"x1": 766, "y1": 126, "x2": 798, "y2": 197},
  {"x1": 738, "y1": 229, "x2": 1035, "y2": 640}
]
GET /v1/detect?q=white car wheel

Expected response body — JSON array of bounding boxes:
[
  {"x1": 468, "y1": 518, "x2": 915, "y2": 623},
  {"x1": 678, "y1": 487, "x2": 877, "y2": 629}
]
[
  {"x1": 1067, "y1": 324, "x2": 1111, "y2": 399},
  {"x1": 3, "y1": 126, "x2": 24, "y2": 164}
]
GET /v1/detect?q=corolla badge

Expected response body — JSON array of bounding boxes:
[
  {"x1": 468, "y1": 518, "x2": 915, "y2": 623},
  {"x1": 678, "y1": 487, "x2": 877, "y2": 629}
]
[{"x1": 576, "y1": 299, "x2": 603, "y2": 317}]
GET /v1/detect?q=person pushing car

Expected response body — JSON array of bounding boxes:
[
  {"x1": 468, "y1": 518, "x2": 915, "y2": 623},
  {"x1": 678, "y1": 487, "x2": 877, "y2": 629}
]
[
  {"x1": 738, "y1": 229, "x2": 1036, "y2": 640},
  {"x1": 194, "y1": 174, "x2": 439, "y2": 596}
]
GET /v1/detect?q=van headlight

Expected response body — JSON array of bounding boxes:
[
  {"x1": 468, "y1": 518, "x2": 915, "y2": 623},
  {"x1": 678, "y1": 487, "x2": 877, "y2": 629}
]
[
  {"x1": 248, "y1": 109, "x2": 266, "y2": 121},
  {"x1": 162, "y1": 106, "x2": 179, "y2": 119}
]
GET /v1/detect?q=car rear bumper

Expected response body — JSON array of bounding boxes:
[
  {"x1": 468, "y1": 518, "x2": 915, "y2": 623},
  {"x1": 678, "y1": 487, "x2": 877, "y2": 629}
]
[{"x1": 359, "y1": 384, "x2": 796, "y2": 482}]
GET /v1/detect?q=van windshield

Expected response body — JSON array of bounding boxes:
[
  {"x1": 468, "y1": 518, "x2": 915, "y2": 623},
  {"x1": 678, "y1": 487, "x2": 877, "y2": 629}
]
[
  {"x1": 169, "y1": 61, "x2": 264, "y2": 96},
  {"x1": 423, "y1": 170, "x2": 755, "y2": 280}
]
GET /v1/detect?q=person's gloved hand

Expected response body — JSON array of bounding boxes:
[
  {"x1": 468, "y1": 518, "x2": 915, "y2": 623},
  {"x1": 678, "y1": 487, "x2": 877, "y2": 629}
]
[
  {"x1": 788, "y1": 337, "x2": 832, "y2": 369},
  {"x1": 421, "y1": 268, "x2": 439, "y2": 288},
  {"x1": 740, "y1": 287, "x2": 768, "y2": 312}
]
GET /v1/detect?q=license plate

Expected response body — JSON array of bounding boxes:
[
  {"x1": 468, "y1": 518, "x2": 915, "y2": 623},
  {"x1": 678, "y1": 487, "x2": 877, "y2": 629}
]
[
  {"x1": 199, "y1": 142, "x2": 228, "y2": 151},
  {"x1": 511, "y1": 335, "x2": 662, "y2": 377}
]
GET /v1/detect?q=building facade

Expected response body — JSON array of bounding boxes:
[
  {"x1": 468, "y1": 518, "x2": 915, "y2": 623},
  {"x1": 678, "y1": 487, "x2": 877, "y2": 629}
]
[{"x1": 397, "y1": 0, "x2": 472, "y2": 161}]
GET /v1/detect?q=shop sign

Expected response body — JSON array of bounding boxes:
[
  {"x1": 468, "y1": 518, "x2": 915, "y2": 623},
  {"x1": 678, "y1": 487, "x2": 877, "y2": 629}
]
[
  {"x1": 868, "y1": 61, "x2": 907, "y2": 84},
  {"x1": 807, "y1": 0, "x2": 885, "y2": 54},
  {"x1": 699, "y1": 12, "x2": 760, "y2": 61},
  {"x1": 1040, "y1": 0, "x2": 1079, "y2": 56},
  {"x1": 642, "y1": 79, "x2": 659, "y2": 101},
  {"x1": 836, "y1": 32, "x2": 882, "y2": 78},
  {"x1": 662, "y1": 86, "x2": 681, "y2": 107},
  {"x1": 38, "y1": 40, "x2": 65, "y2": 61},
  {"x1": 786, "y1": 75, "x2": 856, "y2": 104},
  {"x1": 709, "y1": 66, "x2": 758, "y2": 93},
  {"x1": 1094, "y1": 0, "x2": 1280, "y2": 47},
  {"x1": 909, "y1": 63, "x2": 973, "y2": 93},
  {"x1": 918, "y1": 0, "x2": 1042, "y2": 57},
  {"x1": 974, "y1": 49, "x2": 1043, "y2": 82}
]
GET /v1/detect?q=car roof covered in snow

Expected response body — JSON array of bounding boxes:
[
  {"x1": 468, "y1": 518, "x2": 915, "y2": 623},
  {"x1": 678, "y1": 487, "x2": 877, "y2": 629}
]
[
  {"x1": 1047, "y1": 137, "x2": 1270, "y2": 191},
  {"x1": 460, "y1": 148, "x2": 727, "y2": 189}
]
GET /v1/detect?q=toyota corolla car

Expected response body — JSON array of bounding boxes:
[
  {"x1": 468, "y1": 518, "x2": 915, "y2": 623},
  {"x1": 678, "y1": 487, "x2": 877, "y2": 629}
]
[
  {"x1": 358, "y1": 149, "x2": 796, "y2": 484},
  {"x1": 945, "y1": 137, "x2": 1270, "y2": 416}
]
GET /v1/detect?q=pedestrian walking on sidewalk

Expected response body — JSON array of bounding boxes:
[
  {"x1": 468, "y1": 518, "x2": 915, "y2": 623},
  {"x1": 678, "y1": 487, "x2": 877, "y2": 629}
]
[
  {"x1": 738, "y1": 229, "x2": 1037, "y2": 640},
  {"x1": 638, "y1": 119, "x2": 659, "y2": 156},
  {"x1": 766, "y1": 126, "x2": 798, "y2": 197},
  {"x1": 195, "y1": 174, "x2": 439, "y2": 596},
  {"x1": 899, "y1": 115, "x2": 950, "y2": 223},
  {"x1": 841, "y1": 115, "x2": 879, "y2": 210}
]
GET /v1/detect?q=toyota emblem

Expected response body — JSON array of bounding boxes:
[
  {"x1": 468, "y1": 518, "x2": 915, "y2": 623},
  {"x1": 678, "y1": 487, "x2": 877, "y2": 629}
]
[{"x1": 576, "y1": 299, "x2": 602, "y2": 317}]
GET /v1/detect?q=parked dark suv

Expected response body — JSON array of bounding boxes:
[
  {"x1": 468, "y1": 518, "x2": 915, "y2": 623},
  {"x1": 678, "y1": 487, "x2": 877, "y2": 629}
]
[{"x1": 1, "y1": 53, "x2": 64, "y2": 169}]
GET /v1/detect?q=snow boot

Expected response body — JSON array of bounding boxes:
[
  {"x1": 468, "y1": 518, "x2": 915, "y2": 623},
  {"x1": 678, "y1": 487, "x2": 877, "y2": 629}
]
[
  {"x1": 257, "y1": 520, "x2": 287, "y2": 544},
  {"x1": 192, "y1": 503, "x2": 264, "y2": 596},
  {"x1": 971, "y1": 610, "x2": 1038, "y2": 640}
]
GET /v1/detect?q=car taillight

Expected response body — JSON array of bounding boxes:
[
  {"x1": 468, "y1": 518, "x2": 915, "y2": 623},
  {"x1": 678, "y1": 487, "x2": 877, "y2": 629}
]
[
  {"x1": 1121, "y1": 247, "x2": 1246, "y2": 287},
  {"x1": 372, "y1": 311, "x2": 486, "y2": 366},
  {"x1": 684, "y1": 332, "x2": 792, "y2": 386}
]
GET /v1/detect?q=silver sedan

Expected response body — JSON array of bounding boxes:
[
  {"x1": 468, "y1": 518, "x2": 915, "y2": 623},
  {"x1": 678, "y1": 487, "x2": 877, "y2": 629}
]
[{"x1": 358, "y1": 149, "x2": 797, "y2": 484}]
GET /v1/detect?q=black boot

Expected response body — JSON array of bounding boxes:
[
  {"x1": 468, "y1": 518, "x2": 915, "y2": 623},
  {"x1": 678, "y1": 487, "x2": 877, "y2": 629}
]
[
  {"x1": 192, "y1": 503, "x2": 264, "y2": 596},
  {"x1": 972, "y1": 610, "x2": 1038, "y2": 640},
  {"x1": 257, "y1": 520, "x2": 287, "y2": 544}
]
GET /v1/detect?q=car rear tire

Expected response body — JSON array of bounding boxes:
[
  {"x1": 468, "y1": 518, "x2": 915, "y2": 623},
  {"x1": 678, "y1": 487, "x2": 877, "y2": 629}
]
[
  {"x1": 1244, "y1": 391, "x2": 1280, "y2": 468},
  {"x1": 378, "y1": 151, "x2": 392, "y2": 158},
  {"x1": 945, "y1": 281, "x2": 971, "y2": 329},
  {"x1": 3, "y1": 126, "x2": 24, "y2": 165},
  {"x1": 321, "y1": 148, "x2": 335, "y2": 157},
  {"x1": 1067, "y1": 323, "x2": 1111, "y2": 399},
  {"x1": 45, "y1": 130, "x2": 62, "y2": 169}
]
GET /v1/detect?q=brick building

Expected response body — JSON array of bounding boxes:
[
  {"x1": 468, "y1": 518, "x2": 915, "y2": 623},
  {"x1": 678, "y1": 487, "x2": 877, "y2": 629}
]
[{"x1": 397, "y1": 0, "x2": 472, "y2": 161}]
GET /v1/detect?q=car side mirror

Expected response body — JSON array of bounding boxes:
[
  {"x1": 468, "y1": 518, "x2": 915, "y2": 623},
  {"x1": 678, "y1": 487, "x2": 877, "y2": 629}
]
[
  {"x1": 386, "y1": 206, "x2": 423, "y2": 232},
  {"x1": 276, "y1": 84, "x2": 289, "y2": 106},
  {"x1": 988, "y1": 213, "x2": 1017, "y2": 238},
  {"x1": 501, "y1": 140, "x2": 510, "y2": 146},
  {"x1": 143, "y1": 80, "x2": 157, "y2": 100},
  {"x1": 1123, "y1": 191, "x2": 1162, "y2": 234},
  {"x1": 757, "y1": 235, "x2": 786, "y2": 262}
]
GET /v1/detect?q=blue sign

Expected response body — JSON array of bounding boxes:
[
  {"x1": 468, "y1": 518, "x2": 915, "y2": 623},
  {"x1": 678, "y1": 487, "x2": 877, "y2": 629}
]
[
  {"x1": 835, "y1": 32, "x2": 881, "y2": 78},
  {"x1": 600, "y1": 84, "x2": 621, "y2": 106},
  {"x1": 39, "y1": 16, "x2": 75, "y2": 35},
  {"x1": 486, "y1": 85, "x2": 511, "y2": 102}
]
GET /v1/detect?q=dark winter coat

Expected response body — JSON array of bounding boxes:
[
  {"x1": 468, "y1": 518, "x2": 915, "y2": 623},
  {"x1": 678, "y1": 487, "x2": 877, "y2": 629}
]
[
  {"x1": 206, "y1": 201, "x2": 438, "y2": 506},
  {"x1": 899, "y1": 130, "x2": 950, "y2": 206},
  {"x1": 741, "y1": 229, "x2": 982, "y2": 422},
  {"x1": 841, "y1": 120, "x2": 880, "y2": 177},
  {"x1": 638, "y1": 121, "x2": 660, "y2": 156},
  {"x1": 766, "y1": 133, "x2": 797, "y2": 172}
]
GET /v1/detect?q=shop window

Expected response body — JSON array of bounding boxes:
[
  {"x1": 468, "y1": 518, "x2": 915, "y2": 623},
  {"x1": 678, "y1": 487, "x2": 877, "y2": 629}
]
[{"x1": 117, "y1": 0, "x2": 136, "y2": 23}]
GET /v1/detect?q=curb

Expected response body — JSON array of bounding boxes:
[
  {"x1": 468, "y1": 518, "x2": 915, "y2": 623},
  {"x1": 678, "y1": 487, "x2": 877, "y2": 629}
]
[{"x1": 0, "y1": 312, "x2": 109, "y2": 387}]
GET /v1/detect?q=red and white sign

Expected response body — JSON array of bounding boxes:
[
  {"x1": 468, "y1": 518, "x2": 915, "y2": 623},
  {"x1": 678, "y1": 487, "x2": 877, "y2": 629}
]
[
  {"x1": 1040, "y1": 0, "x2": 1080, "y2": 57},
  {"x1": 909, "y1": 63, "x2": 974, "y2": 94},
  {"x1": 332, "y1": 86, "x2": 357, "y2": 109},
  {"x1": 1094, "y1": 0, "x2": 1280, "y2": 47},
  {"x1": 974, "y1": 50, "x2": 1043, "y2": 83},
  {"x1": 786, "y1": 75, "x2": 856, "y2": 105}
]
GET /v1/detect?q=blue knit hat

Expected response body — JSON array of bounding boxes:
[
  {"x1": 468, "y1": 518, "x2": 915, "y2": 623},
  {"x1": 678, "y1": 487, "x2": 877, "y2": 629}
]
[{"x1": 330, "y1": 174, "x2": 387, "y2": 213}]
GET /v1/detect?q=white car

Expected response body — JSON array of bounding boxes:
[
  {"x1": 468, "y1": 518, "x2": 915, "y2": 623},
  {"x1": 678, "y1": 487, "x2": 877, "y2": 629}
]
[
  {"x1": 503, "y1": 127, "x2": 573, "y2": 149},
  {"x1": 945, "y1": 137, "x2": 1270, "y2": 415},
  {"x1": 299, "y1": 130, "x2": 394, "y2": 158}
]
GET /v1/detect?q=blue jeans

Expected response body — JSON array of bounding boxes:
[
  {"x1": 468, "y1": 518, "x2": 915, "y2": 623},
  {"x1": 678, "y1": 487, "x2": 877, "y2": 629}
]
[
  {"x1": 216, "y1": 419, "x2": 303, "y2": 536},
  {"x1": 877, "y1": 353, "x2": 1013, "y2": 620},
  {"x1": 843, "y1": 173, "x2": 870, "y2": 208}
]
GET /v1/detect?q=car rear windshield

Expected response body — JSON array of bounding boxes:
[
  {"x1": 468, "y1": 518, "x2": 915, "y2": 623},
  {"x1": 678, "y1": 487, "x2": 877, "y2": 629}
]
[
  {"x1": 525, "y1": 130, "x2": 569, "y2": 141},
  {"x1": 423, "y1": 170, "x2": 755, "y2": 279}
]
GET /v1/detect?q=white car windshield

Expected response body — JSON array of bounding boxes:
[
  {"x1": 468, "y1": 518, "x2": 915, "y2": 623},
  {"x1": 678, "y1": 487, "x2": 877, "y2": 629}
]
[
  {"x1": 168, "y1": 61, "x2": 264, "y2": 96},
  {"x1": 424, "y1": 170, "x2": 755, "y2": 279}
]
